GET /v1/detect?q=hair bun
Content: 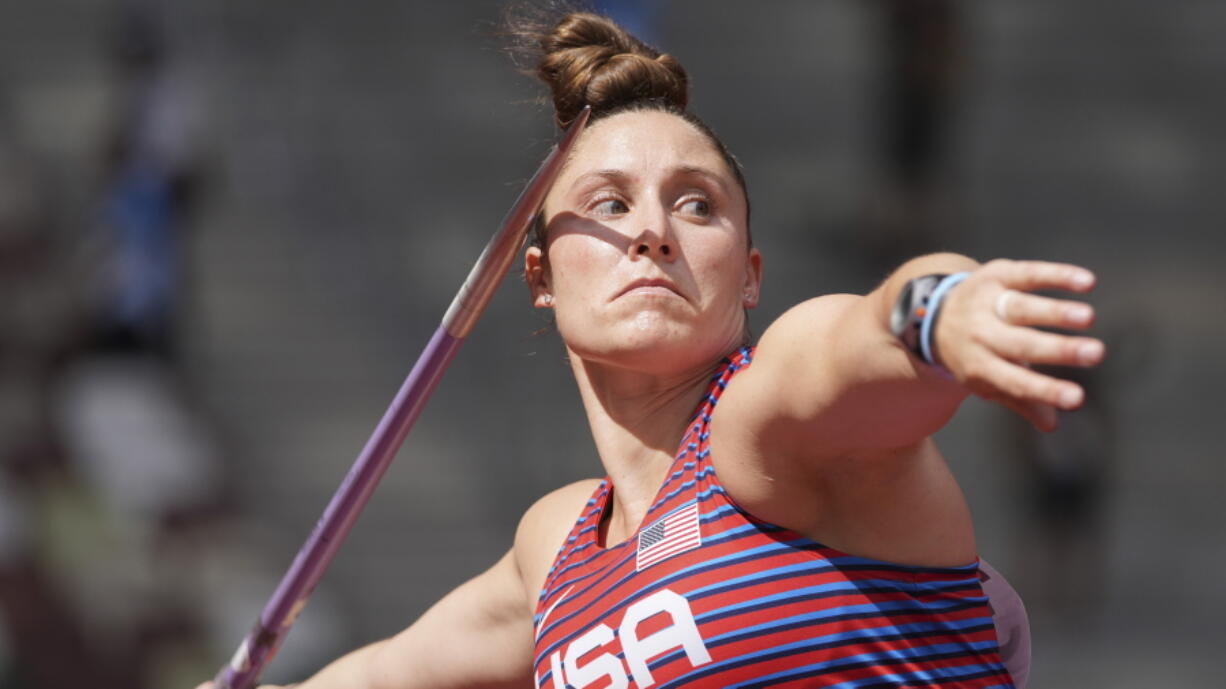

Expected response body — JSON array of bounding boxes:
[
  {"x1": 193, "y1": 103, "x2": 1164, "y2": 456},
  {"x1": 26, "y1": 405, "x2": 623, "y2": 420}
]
[{"x1": 534, "y1": 13, "x2": 688, "y2": 129}]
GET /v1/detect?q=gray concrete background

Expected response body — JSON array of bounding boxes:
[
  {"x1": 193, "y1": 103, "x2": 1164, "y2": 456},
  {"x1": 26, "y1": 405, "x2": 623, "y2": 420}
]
[{"x1": 0, "y1": 1, "x2": 1222, "y2": 687}]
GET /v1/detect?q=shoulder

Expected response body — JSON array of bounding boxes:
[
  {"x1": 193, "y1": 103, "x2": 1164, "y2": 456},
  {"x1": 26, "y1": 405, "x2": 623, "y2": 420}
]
[
  {"x1": 707, "y1": 293, "x2": 885, "y2": 531},
  {"x1": 755, "y1": 293, "x2": 862, "y2": 361},
  {"x1": 513, "y1": 479, "x2": 604, "y2": 599},
  {"x1": 720, "y1": 293, "x2": 862, "y2": 419}
]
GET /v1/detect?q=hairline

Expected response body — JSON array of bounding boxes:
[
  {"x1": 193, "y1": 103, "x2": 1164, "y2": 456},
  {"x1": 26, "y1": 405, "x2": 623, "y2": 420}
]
[{"x1": 535, "y1": 105, "x2": 753, "y2": 249}]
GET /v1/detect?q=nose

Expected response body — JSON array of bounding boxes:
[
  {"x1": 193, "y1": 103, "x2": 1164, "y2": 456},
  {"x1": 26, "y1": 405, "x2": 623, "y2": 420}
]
[{"x1": 628, "y1": 226, "x2": 676, "y2": 262}]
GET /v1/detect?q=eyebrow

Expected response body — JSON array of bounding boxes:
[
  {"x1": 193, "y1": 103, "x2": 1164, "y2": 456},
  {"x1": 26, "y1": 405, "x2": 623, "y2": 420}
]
[
  {"x1": 568, "y1": 165, "x2": 732, "y2": 194},
  {"x1": 569, "y1": 169, "x2": 633, "y2": 190},
  {"x1": 675, "y1": 165, "x2": 733, "y2": 194}
]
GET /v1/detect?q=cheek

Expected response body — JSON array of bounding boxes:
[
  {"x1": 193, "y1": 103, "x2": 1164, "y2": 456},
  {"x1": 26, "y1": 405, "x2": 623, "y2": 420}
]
[
  {"x1": 687, "y1": 237, "x2": 749, "y2": 301},
  {"x1": 547, "y1": 236, "x2": 616, "y2": 298}
]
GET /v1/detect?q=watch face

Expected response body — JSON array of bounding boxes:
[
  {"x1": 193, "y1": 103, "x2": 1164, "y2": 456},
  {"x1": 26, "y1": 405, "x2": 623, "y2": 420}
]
[{"x1": 890, "y1": 282, "x2": 915, "y2": 336}]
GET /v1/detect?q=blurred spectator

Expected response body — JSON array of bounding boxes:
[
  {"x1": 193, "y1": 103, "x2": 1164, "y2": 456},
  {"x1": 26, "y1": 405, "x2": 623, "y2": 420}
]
[
  {"x1": 0, "y1": 81, "x2": 112, "y2": 688},
  {"x1": 860, "y1": 0, "x2": 963, "y2": 273},
  {"x1": 1007, "y1": 317, "x2": 1155, "y2": 619},
  {"x1": 91, "y1": 1, "x2": 205, "y2": 360},
  {"x1": 1013, "y1": 363, "x2": 1114, "y2": 614},
  {"x1": 0, "y1": 4, "x2": 224, "y2": 687},
  {"x1": 593, "y1": 0, "x2": 660, "y2": 46}
]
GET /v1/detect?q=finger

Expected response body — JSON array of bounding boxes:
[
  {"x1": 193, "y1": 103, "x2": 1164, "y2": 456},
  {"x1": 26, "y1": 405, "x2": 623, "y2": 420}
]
[
  {"x1": 992, "y1": 326, "x2": 1105, "y2": 367},
  {"x1": 977, "y1": 357, "x2": 1087, "y2": 409},
  {"x1": 194, "y1": 683, "x2": 214, "y2": 689},
  {"x1": 1029, "y1": 400, "x2": 1060, "y2": 431},
  {"x1": 995, "y1": 396, "x2": 1060, "y2": 432},
  {"x1": 996, "y1": 291, "x2": 1096, "y2": 329},
  {"x1": 985, "y1": 259, "x2": 1096, "y2": 293}
]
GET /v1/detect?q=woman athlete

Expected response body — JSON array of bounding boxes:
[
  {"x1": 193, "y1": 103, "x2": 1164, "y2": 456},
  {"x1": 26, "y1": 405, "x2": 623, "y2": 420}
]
[{"x1": 200, "y1": 11, "x2": 1101, "y2": 689}]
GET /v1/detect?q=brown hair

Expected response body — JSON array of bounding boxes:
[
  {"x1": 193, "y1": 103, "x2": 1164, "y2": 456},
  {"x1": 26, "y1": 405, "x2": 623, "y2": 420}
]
[
  {"x1": 507, "y1": 9, "x2": 751, "y2": 247},
  {"x1": 533, "y1": 12, "x2": 688, "y2": 130}
]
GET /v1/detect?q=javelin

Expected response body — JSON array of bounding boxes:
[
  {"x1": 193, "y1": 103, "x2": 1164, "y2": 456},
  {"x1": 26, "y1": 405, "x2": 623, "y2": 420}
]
[{"x1": 213, "y1": 106, "x2": 591, "y2": 689}]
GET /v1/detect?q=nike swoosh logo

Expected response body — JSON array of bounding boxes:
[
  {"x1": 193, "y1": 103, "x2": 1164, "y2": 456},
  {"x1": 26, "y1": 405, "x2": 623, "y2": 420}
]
[{"x1": 535, "y1": 585, "x2": 575, "y2": 642}]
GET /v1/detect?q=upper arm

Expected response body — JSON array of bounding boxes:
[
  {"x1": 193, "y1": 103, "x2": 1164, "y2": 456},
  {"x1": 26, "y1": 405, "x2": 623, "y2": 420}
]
[
  {"x1": 709, "y1": 293, "x2": 980, "y2": 565},
  {"x1": 721, "y1": 291, "x2": 966, "y2": 465},
  {"x1": 367, "y1": 480, "x2": 599, "y2": 689},
  {"x1": 709, "y1": 259, "x2": 986, "y2": 565},
  {"x1": 514, "y1": 479, "x2": 603, "y2": 598}
]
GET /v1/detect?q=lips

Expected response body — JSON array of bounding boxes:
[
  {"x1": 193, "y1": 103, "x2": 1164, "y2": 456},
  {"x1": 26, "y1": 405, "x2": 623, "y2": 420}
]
[{"x1": 613, "y1": 277, "x2": 684, "y2": 301}]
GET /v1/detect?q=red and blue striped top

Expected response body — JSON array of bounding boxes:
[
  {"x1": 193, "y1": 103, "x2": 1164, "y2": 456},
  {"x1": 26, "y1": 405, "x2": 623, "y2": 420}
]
[{"x1": 533, "y1": 347, "x2": 1015, "y2": 688}]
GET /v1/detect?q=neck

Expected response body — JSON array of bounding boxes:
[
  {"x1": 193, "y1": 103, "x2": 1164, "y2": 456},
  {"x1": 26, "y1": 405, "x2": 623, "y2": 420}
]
[{"x1": 568, "y1": 349, "x2": 723, "y2": 546}]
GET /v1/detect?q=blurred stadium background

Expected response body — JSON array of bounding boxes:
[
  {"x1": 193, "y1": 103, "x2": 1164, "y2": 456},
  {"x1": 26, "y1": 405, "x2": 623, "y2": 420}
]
[{"x1": 0, "y1": 1, "x2": 1221, "y2": 687}]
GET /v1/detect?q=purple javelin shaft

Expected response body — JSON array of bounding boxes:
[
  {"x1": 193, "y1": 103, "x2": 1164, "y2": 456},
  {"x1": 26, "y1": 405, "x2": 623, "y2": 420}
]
[
  {"x1": 212, "y1": 106, "x2": 589, "y2": 689},
  {"x1": 215, "y1": 327, "x2": 461, "y2": 689}
]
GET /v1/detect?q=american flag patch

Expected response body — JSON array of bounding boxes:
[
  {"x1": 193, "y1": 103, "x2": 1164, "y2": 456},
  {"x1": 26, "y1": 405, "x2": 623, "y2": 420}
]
[{"x1": 636, "y1": 500, "x2": 702, "y2": 571}]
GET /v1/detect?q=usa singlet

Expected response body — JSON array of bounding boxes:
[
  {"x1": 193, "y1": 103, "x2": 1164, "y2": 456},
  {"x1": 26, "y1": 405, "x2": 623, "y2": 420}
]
[{"x1": 532, "y1": 347, "x2": 1015, "y2": 688}]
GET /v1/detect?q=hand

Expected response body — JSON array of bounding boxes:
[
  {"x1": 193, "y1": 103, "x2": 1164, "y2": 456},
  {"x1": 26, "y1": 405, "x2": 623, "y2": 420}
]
[{"x1": 934, "y1": 259, "x2": 1104, "y2": 431}]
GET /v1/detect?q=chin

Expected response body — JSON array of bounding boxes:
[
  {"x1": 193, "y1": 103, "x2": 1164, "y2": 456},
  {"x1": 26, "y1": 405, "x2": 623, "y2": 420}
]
[{"x1": 568, "y1": 319, "x2": 735, "y2": 376}]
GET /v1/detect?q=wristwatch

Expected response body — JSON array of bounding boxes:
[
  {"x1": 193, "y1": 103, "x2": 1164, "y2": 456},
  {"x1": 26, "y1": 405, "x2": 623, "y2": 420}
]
[{"x1": 889, "y1": 274, "x2": 948, "y2": 357}]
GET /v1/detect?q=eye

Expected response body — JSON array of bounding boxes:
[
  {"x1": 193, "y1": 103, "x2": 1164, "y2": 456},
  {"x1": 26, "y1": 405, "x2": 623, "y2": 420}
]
[
  {"x1": 590, "y1": 196, "x2": 629, "y2": 217},
  {"x1": 677, "y1": 196, "x2": 712, "y2": 218}
]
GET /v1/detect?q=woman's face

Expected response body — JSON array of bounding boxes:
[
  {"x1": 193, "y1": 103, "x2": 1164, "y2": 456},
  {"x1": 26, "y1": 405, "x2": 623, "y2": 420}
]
[{"x1": 526, "y1": 109, "x2": 762, "y2": 376}]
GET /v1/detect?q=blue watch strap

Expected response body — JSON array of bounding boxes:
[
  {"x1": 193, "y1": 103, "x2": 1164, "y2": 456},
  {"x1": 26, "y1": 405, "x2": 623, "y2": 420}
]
[{"x1": 919, "y1": 272, "x2": 970, "y2": 373}]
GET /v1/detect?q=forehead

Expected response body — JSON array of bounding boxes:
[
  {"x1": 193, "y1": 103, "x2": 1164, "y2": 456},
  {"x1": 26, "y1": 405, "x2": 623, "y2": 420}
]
[{"x1": 558, "y1": 110, "x2": 730, "y2": 184}]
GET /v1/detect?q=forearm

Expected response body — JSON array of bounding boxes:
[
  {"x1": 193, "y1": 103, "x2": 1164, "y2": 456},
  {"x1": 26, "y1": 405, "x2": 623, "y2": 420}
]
[
  {"x1": 198, "y1": 641, "x2": 385, "y2": 689},
  {"x1": 821, "y1": 253, "x2": 981, "y2": 449}
]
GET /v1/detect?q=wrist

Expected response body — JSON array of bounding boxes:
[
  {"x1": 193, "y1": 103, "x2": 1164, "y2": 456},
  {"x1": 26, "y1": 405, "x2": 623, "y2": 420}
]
[
  {"x1": 890, "y1": 272, "x2": 970, "y2": 378},
  {"x1": 918, "y1": 273, "x2": 970, "y2": 375}
]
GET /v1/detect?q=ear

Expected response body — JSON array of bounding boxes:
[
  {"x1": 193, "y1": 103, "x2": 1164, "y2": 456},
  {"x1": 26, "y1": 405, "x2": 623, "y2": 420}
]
[
  {"x1": 524, "y1": 246, "x2": 553, "y2": 308},
  {"x1": 742, "y1": 248, "x2": 763, "y2": 308}
]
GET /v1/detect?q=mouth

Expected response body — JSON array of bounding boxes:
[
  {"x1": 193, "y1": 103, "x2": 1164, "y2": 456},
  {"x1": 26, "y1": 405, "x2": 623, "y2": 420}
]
[{"x1": 613, "y1": 278, "x2": 685, "y2": 302}]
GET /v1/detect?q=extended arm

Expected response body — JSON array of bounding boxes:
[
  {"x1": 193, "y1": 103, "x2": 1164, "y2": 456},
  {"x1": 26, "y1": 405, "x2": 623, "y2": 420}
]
[
  {"x1": 728, "y1": 253, "x2": 1102, "y2": 463},
  {"x1": 196, "y1": 549, "x2": 534, "y2": 689},
  {"x1": 195, "y1": 482, "x2": 598, "y2": 689},
  {"x1": 360, "y1": 549, "x2": 535, "y2": 689},
  {"x1": 710, "y1": 254, "x2": 1102, "y2": 565}
]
